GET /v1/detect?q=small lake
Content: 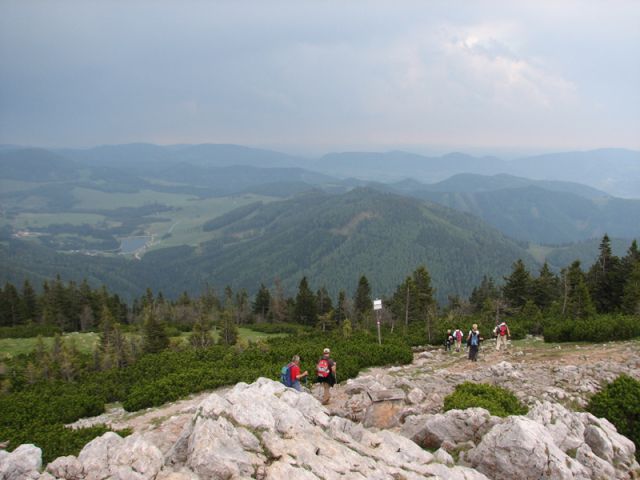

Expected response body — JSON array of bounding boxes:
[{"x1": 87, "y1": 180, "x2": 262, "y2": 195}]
[{"x1": 119, "y1": 235, "x2": 151, "y2": 254}]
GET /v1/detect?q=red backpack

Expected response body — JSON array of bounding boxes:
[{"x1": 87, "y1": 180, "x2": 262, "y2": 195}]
[
  {"x1": 317, "y1": 357, "x2": 331, "y2": 377},
  {"x1": 499, "y1": 324, "x2": 508, "y2": 336}
]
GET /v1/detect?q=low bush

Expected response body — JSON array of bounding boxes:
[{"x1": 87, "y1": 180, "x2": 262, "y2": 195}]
[
  {"x1": 0, "y1": 330, "x2": 412, "y2": 461},
  {"x1": 544, "y1": 314, "x2": 640, "y2": 343},
  {"x1": 443, "y1": 382, "x2": 528, "y2": 417},
  {"x1": 0, "y1": 324, "x2": 62, "y2": 339},
  {"x1": 587, "y1": 374, "x2": 640, "y2": 460},
  {"x1": 245, "y1": 322, "x2": 307, "y2": 335}
]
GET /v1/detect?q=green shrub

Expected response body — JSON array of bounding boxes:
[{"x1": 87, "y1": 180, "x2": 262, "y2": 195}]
[
  {"x1": 245, "y1": 323, "x2": 305, "y2": 335},
  {"x1": 587, "y1": 374, "x2": 640, "y2": 460},
  {"x1": 443, "y1": 382, "x2": 528, "y2": 417},
  {"x1": 544, "y1": 314, "x2": 640, "y2": 343},
  {"x1": 0, "y1": 324, "x2": 62, "y2": 339}
]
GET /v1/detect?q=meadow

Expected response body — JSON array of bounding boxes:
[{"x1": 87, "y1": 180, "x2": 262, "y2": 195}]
[{"x1": 0, "y1": 327, "x2": 287, "y2": 360}]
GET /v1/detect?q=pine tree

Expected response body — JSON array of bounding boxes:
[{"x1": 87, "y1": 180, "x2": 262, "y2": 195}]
[
  {"x1": 532, "y1": 262, "x2": 560, "y2": 312},
  {"x1": 252, "y1": 284, "x2": 271, "y2": 320},
  {"x1": 469, "y1": 276, "x2": 500, "y2": 313},
  {"x1": 335, "y1": 290, "x2": 350, "y2": 326},
  {"x1": 503, "y1": 259, "x2": 532, "y2": 311},
  {"x1": 354, "y1": 275, "x2": 372, "y2": 321},
  {"x1": 235, "y1": 289, "x2": 250, "y2": 325},
  {"x1": 317, "y1": 310, "x2": 336, "y2": 332},
  {"x1": 142, "y1": 307, "x2": 170, "y2": 354},
  {"x1": 342, "y1": 318, "x2": 352, "y2": 338},
  {"x1": 294, "y1": 277, "x2": 317, "y2": 326},
  {"x1": 98, "y1": 306, "x2": 115, "y2": 352},
  {"x1": 190, "y1": 317, "x2": 214, "y2": 349},
  {"x1": 413, "y1": 265, "x2": 436, "y2": 342},
  {"x1": 20, "y1": 279, "x2": 38, "y2": 323},
  {"x1": 270, "y1": 277, "x2": 288, "y2": 323},
  {"x1": 316, "y1": 286, "x2": 334, "y2": 317},
  {"x1": 1, "y1": 283, "x2": 20, "y2": 327},
  {"x1": 563, "y1": 261, "x2": 595, "y2": 319},
  {"x1": 218, "y1": 299, "x2": 238, "y2": 346},
  {"x1": 587, "y1": 234, "x2": 623, "y2": 313}
]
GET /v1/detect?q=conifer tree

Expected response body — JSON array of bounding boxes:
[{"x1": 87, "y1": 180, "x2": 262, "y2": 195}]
[
  {"x1": 1, "y1": 282, "x2": 20, "y2": 327},
  {"x1": 469, "y1": 276, "x2": 500, "y2": 313},
  {"x1": 354, "y1": 275, "x2": 372, "y2": 320},
  {"x1": 316, "y1": 286, "x2": 333, "y2": 317},
  {"x1": 98, "y1": 306, "x2": 115, "y2": 353},
  {"x1": 252, "y1": 283, "x2": 271, "y2": 320},
  {"x1": 190, "y1": 317, "x2": 214, "y2": 349},
  {"x1": 503, "y1": 259, "x2": 532, "y2": 310},
  {"x1": 587, "y1": 234, "x2": 623, "y2": 313},
  {"x1": 294, "y1": 277, "x2": 317, "y2": 326},
  {"x1": 562, "y1": 261, "x2": 595, "y2": 319},
  {"x1": 270, "y1": 277, "x2": 288, "y2": 323},
  {"x1": 335, "y1": 290, "x2": 349, "y2": 326},
  {"x1": 532, "y1": 262, "x2": 560, "y2": 311},
  {"x1": 342, "y1": 318, "x2": 352, "y2": 338},
  {"x1": 317, "y1": 310, "x2": 336, "y2": 332},
  {"x1": 20, "y1": 279, "x2": 38, "y2": 323},
  {"x1": 142, "y1": 307, "x2": 170, "y2": 354},
  {"x1": 218, "y1": 298, "x2": 238, "y2": 346},
  {"x1": 413, "y1": 265, "x2": 436, "y2": 342}
]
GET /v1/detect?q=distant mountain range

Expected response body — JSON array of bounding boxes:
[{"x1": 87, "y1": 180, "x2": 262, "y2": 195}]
[
  {"x1": 2, "y1": 143, "x2": 639, "y2": 197},
  {"x1": 314, "y1": 148, "x2": 640, "y2": 199},
  {"x1": 1, "y1": 143, "x2": 639, "y2": 302},
  {"x1": 379, "y1": 173, "x2": 640, "y2": 244}
]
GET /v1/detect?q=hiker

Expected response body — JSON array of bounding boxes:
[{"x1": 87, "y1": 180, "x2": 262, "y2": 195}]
[
  {"x1": 289, "y1": 355, "x2": 308, "y2": 391},
  {"x1": 467, "y1": 324, "x2": 481, "y2": 362},
  {"x1": 444, "y1": 329, "x2": 453, "y2": 351},
  {"x1": 452, "y1": 328, "x2": 463, "y2": 352},
  {"x1": 316, "y1": 347, "x2": 337, "y2": 405},
  {"x1": 495, "y1": 321, "x2": 511, "y2": 351}
]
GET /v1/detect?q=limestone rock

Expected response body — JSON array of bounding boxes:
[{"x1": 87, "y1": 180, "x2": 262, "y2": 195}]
[
  {"x1": 466, "y1": 416, "x2": 590, "y2": 480},
  {"x1": 46, "y1": 455, "x2": 84, "y2": 480},
  {"x1": 0, "y1": 444, "x2": 42, "y2": 480},
  {"x1": 401, "y1": 408, "x2": 500, "y2": 448},
  {"x1": 406, "y1": 387, "x2": 425, "y2": 405}
]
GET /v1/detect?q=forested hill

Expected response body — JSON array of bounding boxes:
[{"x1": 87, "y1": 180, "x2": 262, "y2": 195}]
[
  {"x1": 383, "y1": 174, "x2": 640, "y2": 244},
  {"x1": 0, "y1": 188, "x2": 537, "y2": 302}
]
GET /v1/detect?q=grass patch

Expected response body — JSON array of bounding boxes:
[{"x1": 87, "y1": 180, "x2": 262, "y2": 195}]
[{"x1": 1, "y1": 328, "x2": 287, "y2": 359}]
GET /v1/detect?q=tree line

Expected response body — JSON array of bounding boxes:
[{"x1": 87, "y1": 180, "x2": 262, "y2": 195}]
[{"x1": 1, "y1": 235, "x2": 638, "y2": 347}]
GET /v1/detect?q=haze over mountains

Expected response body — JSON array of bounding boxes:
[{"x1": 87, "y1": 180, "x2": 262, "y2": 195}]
[{"x1": 1, "y1": 143, "x2": 639, "y2": 301}]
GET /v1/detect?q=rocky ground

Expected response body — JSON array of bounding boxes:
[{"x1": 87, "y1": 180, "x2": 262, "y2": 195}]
[{"x1": 2, "y1": 338, "x2": 640, "y2": 479}]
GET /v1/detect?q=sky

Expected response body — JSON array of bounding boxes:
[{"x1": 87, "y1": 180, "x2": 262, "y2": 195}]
[{"x1": 0, "y1": 0, "x2": 639, "y2": 156}]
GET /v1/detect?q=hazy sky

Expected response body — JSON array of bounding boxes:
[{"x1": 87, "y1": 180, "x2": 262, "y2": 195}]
[{"x1": 1, "y1": 1, "x2": 639, "y2": 155}]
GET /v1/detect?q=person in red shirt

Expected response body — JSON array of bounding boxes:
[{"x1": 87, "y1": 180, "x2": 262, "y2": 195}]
[{"x1": 289, "y1": 355, "x2": 308, "y2": 391}]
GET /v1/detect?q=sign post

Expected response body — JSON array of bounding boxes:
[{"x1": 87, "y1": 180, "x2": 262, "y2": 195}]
[{"x1": 373, "y1": 299, "x2": 382, "y2": 345}]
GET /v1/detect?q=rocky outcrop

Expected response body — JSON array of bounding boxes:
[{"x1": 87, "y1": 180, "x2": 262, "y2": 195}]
[
  {"x1": 24, "y1": 378, "x2": 488, "y2": 480},
  {"x1": 3, "y1": 341, "x2": 639, "y2": 480},
  {"x1": 0, "y1": 444, "x2": 42, "y2": 480}
]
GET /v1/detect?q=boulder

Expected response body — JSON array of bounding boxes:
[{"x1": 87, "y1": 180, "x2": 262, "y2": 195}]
[
  {"x1": 527, "y1": 402, "x2": 585, "y2": 451},
  {"x1": 466, "y1": 416, "x2": 590, "y2": 480},
  {"x1": 0, "y1": 444, "x2": 42, "y2": 480},
  {"x1": 46, "y1": 455, "x2": 84, "y2": 480},
  {"x1": 186, "y1": 416, "x2": 262, "y2": 479},
  {"x1": 401, "y1": 408, "x2": 500, "y2": 448}
]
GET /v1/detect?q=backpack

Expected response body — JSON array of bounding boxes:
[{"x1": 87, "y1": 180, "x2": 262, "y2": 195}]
[
  {"x1": 499, "y1": 324, "x2": 508, "y2": 336},
  {"x1": 280, "y1": 363, "x2": 294, "y2": 387},
  {"x1": 317, "y1": 357, "x2": 331, "y2": 378},
  {"x1": 470, "y1": 331, "x2": 479, "y2": 346},
  {"x1": 454, "y1": 330, "x2": 462, "y2": 341}
]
